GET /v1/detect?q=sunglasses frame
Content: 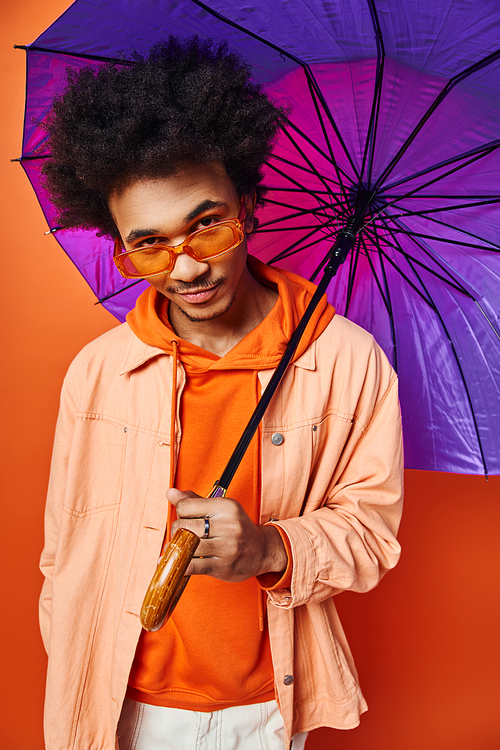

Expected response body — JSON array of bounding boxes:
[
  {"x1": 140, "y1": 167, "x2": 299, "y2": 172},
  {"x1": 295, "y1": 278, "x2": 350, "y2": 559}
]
[{"x1": 113, "y1": 199, "x2": 247, "y2": 279}]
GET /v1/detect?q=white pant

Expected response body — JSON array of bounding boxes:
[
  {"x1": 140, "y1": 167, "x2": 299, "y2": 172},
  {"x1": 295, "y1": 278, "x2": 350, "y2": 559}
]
[{"x1": 117, "y1": 697, "x2": 308, "y2": 750}]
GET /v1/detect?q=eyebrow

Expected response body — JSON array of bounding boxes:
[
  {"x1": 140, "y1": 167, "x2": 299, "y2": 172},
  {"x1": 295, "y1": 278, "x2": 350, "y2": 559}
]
[
  {"x1": 185, "y1": 199, "x2": 228, "y2": 221},
  {"x1": 124, "y1": 199, "x2": 229, "y2": 245}
]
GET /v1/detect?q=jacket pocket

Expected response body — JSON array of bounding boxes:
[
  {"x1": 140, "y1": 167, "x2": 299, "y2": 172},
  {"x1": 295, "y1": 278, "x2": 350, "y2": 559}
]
[
  {"x1": 63, "y1": 415, "x2": 127, "y2": 516},
  {"x1": 262, "y1": 421, "x2": 314, "y2": 521}
]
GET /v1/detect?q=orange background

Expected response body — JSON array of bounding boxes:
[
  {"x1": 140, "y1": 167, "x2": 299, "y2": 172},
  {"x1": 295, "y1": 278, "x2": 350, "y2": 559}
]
[{"x1": 1, "y1": 3, "x2": 499, "y2": 748}]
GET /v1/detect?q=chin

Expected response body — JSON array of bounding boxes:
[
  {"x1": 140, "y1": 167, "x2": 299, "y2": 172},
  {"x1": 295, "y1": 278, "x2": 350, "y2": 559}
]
[{"x1": 174, "y1": 295, "x2": 236, "y2": 323}]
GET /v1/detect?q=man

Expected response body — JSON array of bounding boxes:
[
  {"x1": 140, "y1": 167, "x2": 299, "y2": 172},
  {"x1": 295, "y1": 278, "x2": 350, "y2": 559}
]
[{"x1": 40, "y1": 37, "x2": 403, "y2": 750}]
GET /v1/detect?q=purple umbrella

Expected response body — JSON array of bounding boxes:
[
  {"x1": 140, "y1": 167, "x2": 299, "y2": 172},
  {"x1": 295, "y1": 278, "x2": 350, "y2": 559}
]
[{"x1": 15, "y1": 0, "x2": 500, "y2": 476}]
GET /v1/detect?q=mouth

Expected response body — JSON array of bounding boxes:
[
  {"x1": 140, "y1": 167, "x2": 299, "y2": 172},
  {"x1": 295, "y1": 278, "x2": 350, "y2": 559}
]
[{"x1": 174, "y1": 282, "x2": 221, "y2": 304}]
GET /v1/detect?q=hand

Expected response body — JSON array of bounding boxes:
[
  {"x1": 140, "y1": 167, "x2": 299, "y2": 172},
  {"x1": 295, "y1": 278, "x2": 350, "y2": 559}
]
[{"x1": 167, "y1": 488, "x2": 288, "y2": 582}]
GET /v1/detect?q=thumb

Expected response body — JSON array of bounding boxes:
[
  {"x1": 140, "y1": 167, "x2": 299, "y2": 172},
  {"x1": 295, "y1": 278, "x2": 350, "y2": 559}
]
[{"x1": 166, "y1": 487, "x2": 198, "y2": 505}]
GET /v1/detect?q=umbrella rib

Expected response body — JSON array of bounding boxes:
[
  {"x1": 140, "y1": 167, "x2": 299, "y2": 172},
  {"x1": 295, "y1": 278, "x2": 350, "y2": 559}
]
[
  {"x1": 344, "y1": 236, "x2": 362, "y2": 318},
  {"x1": 381, "y1": 202, "x2": 500, "y2": 251},
  {"x1": 362, "y1": 0, "x2": 385, "y2": 188},
  {"x1": 369, "y1": 223, "x2": 488, "y2": 474},
  {"x1": 382, "y1": 141, "x2": 500, "y2": 192},
  {"x1": 268, "y1": 149, "x2": 346, "y2": 217},
  {"x1": 257, "y1": 224, "x2": 337, "y2": 233},
  {"x1": 278, "y1": 126, "x2": 345, "y2": 205},
  {"x1": 388, "y1": 239, "x2": 489, "y2": 475},
  {"x1": 13, "y1": 154, "x2": 51, "y2": 161},
  {"x1": 283, "y1": 120, "x2": 355, "y2": 186},
  {"x1": 263, "y1": 197, "x2": 336, "y2": 213},
  {"x1": 299, "y1": 75, "x2": 360, "y2": 180},
  {"x1": 257, "y1": 202, "x2": 341, "y2": 230},
  {"x1": 258, "y1": 207, "x2": 335, "y2": 226},
  {"x1": 189, "y1": 0, "x2": 359, "y2": 180},
  {"x1": 97, "y1": 280, "x2": 144, "y2": 304},
  {"x1": 363, "y1": 222, "x2": 470, "y2": 296},
  {"x1": 16, "y1": 44, "x2": 135, "y2": 65},
  {"x1": 189, "y1": 0, "x2": 312, "y2": 66},
  {"x1": 360, "y1": 234, "x2": 398, "y2": 372},
  {"x1": 380, "y1": 228, "x2": 498, "y2": 252},
  {"x1": 260, "y1": 200, "x2": 343, "y2": 235},
  {"x1": 300, "y1": 76, "x2": 358, "y2": 188},
  {"x1": 362, "y1": 233, "x2": 396, "y2": 312},
  {"x1": 267, "y1": 226, "x2": 328, "y2": 262},
  {"x1": 364, "y1": 146, "x2": 500, "y2": 232},
  {"x1": 265, "y1": 180, "x2": 345, "y2": 193},
  {"x1": 418, "y1": 214, "x2": 500, "y2": 252},
  {"x1": 382, "y1": 197, "x2": 500, "y2": 219},
  {"x1": 362, "y1": 231, "x2": 440, "y2": 307},
  {"x1": 378, "y1": 193, "x2": 500, "y2": 199},
  {"x1": 268, "y1": 228, "x2": 337, "y2": 265},
  {"x1": 269, "y1": 152, "x2": 336, "y2": 183},
  {"x1": 369, "y1": 48, "x2": 500, "y2": 193},
  {"x1": 374, "y1": 216, "x2": 500, "y2": 342},
  {"x1": 475, "y1": 301, "x2": 500, "y2": 343},
  {"x1": 369, "y1": 219, "x2": 500, "y2": 252},
  {"x1": 264, "y1": 161, "x2": 333, "y2": 207},
  {"x1": 261, "y1": 198, "x2": 342, "y2": 222},
  {"x1": 301, "y1": 76, "x2": 336, "y2": 167}
]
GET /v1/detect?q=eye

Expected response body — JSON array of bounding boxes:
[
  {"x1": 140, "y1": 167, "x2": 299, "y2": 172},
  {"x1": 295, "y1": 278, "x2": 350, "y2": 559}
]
[
  {"x1": 136, "y1": 236, "x2": 166, "y2": 248},
  {"x1": 197, "y1": 216, "x2": 219, "y2": 229}
]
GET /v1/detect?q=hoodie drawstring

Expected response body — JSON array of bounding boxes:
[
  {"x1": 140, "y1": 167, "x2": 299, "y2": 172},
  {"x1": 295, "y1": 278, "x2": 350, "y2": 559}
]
[{"x1": 166, "y1": 339, "x2": 179, "y2": 539}]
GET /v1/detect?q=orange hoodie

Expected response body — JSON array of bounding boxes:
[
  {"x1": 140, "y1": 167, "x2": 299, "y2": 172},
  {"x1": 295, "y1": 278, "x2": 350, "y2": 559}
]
[{"x1": 126, "y1": 256, "x2": 334, "y2": 711}]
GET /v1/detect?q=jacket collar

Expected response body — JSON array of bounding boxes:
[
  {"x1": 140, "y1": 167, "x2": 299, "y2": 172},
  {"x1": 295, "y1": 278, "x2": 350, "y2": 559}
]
[
  {"x1": 120, "y1": 324, "x2": 318, "y2": 376},
  {"x1": 120, "y1": 328, "x2": 165, "y2": 375}
]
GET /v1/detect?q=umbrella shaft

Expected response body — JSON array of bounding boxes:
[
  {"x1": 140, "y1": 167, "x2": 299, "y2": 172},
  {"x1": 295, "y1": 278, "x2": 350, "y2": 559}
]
[{"x1": 215, "y1": 229, "x2": 355, "y2": 493}]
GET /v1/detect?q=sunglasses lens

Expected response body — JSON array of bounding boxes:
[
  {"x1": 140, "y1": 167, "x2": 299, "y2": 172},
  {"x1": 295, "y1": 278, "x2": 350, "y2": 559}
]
[
  {"x1": 120, "y1": 246, "x2": 173, "y2": 278},
  {"x1": 189, "y1": 225, "x2": 238, "y2": 259}
]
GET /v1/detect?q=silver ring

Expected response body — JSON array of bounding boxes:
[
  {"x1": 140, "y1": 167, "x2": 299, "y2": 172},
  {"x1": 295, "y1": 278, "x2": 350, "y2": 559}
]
[{"x1": 201, "y1": 517, "x2": 210, "y2": 539}]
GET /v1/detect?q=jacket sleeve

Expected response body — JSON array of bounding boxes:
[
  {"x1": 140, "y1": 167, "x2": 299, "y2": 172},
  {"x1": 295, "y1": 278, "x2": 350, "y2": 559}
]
[
  {"x1": 265, "y1": 367, "x2": 404, "y2": 609},
  {"x1": 39, "y1": 375, "x2": 78, "y2": 653}
]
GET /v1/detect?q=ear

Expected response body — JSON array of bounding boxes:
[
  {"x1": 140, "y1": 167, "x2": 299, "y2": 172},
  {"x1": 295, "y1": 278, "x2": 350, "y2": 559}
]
[{"x1": 244, "y1": 191, "x2": 257, "y2": 235}]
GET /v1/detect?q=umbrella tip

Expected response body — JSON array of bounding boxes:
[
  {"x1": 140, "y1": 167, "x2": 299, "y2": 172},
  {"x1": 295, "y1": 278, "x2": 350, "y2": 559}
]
[{"x1": 13, "y1": 45, "x2": 27, "y2": 51}]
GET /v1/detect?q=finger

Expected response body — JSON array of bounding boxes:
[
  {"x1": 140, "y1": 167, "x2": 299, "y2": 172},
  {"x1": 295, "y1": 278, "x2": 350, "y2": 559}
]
[
  {"x1": 185, "y1": 555, "x2": 223, "y2": 578},
  {"x1": 166, "y1": 488, "x2": 200, "y2": 505},
  {"x1": 173, "y1": 496, "x2": 230, "y2": 520},
  {"x1": 171, "y1": 516, "x2": 214, "y2": 539}
]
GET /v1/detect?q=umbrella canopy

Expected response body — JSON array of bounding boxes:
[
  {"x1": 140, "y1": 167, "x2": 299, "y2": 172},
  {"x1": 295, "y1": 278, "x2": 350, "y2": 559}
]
[{"x1": 17, "y1": 0, "x2": 500, "y2": 476}]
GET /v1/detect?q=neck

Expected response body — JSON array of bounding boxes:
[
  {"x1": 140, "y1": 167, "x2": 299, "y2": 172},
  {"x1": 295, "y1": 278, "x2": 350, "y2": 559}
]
[{"x1": 168, "y1": 266, "x2": 278, "y2": 357}]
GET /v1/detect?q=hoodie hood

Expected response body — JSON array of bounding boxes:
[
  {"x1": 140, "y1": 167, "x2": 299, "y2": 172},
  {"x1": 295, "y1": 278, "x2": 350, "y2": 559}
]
[{"x1": 127, "y1": 256, "x2": 335, "y2": 370}]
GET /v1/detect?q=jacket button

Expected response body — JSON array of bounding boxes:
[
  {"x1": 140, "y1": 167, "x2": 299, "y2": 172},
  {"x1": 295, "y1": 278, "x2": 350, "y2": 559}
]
[
  {"x1": 271, "y1": 433, "x2": 284, "y2": 446},
  {"x1": 283, "y1": 674, "x2": 294, "y2": 685}
]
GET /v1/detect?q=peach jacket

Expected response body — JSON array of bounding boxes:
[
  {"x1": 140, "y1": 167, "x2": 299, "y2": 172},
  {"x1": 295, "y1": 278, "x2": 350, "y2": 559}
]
[{"x1": 40, "y1": 314, "x2": 403, "y2": 750}]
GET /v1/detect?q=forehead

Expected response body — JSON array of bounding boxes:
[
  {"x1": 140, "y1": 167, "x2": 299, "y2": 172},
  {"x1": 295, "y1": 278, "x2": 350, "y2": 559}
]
[{"x1": 109, "y1": 162, "x2": 238, "y2": 233}]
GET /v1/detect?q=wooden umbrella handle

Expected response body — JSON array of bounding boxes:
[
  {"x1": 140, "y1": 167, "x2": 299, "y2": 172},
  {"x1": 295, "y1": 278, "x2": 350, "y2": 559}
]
[
  {"x1": 140, "y1": 528, "x2": 200, "y2": 631},
  {"x1": 140, "y1": 484, "x2": 225, "y2": 631}
]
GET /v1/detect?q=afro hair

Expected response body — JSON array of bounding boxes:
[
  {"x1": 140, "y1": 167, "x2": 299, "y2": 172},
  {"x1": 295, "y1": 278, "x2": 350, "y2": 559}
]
[{"x1": 42, "y1": 36, "x2": 289, "y2": 238}]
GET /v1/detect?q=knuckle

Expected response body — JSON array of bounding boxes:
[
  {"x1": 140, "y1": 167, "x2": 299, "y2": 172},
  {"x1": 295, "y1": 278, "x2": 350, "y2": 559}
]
[{"x1": 201, "y1": 540, "x2": 216, "y2": 554}]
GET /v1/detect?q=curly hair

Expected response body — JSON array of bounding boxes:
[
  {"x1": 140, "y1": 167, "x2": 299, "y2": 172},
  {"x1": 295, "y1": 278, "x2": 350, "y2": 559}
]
[{"x1": 42, "y1": 37, "x2": 288, "y2": 238}]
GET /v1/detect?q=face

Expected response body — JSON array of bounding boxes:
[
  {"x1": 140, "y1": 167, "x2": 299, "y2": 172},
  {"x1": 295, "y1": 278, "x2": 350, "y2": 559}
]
[{"x1": 109, "y1": 163, "x2": 256, "y2": 326}]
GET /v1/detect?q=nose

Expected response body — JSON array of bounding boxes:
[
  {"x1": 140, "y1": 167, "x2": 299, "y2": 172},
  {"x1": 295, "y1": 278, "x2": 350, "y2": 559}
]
[{"x1": 168, "y1": 252, "x2": 210, "y2": 283}]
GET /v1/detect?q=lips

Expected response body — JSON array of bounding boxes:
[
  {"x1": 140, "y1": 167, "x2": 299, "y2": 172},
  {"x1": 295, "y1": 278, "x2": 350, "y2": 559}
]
[{"x1": 175, "y1": 283, "x2": 220, "y2": 304}]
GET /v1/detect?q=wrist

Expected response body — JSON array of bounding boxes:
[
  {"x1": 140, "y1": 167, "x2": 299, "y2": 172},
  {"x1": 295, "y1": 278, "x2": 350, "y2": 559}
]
[{"x1": 260, "y1": 524, "x2": 288, "y2": 575}]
